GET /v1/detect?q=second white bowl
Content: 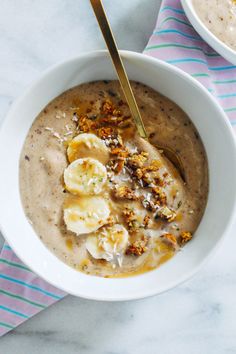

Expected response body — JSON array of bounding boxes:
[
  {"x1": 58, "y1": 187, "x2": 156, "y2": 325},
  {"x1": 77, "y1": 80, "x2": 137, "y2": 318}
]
[{"x1": 181, "y1": 0, "x2": 236, "y2": 65}]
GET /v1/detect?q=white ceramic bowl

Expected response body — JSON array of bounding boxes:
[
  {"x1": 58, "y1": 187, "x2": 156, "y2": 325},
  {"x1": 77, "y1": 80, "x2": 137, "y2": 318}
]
[
  {"x1": 0, "y1": 50, "x2": 236, "y2": 301},
  {"x1": 181, "y1": 0, "x2": 236, "y2": 65}
]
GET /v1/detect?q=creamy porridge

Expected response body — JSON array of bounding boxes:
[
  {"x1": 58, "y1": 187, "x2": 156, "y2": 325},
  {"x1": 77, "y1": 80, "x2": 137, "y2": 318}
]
[
  {"x1": 20, "y1": 81, "x2": 208, "y2": 277},
  {"x1": 193, "y1": 0, "x2": 236, "y2": 50}
]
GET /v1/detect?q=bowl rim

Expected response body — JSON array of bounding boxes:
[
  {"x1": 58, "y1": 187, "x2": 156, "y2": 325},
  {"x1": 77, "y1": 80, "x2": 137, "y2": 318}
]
[
  {"x1": 1, "y1": 49, "x2": 236, "y2": 301},
  {"x1": 180, "y1": 0, "x2": 236, "y2": 65}
]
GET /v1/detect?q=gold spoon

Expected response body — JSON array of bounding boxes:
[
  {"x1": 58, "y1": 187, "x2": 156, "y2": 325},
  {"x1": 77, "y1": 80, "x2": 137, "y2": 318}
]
[{"x1": 90, "y1": 0, "x2": 185, "y2": 180}]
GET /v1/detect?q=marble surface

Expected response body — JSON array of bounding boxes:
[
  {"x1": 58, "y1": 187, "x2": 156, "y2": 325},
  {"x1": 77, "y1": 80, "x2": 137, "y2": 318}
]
[{"x1": 0, "y1": 0, "x2": 236, "y2": 353}]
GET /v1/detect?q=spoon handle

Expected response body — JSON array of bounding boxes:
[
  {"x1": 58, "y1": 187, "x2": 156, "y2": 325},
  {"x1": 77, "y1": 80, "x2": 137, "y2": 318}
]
[{"x1": 90, "y1": 0, "x2": 147, "y2": 139}]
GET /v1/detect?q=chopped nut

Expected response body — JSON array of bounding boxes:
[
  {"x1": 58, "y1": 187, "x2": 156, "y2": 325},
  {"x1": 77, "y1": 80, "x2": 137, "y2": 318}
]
[
  {"x1": 180, "y1": 231, "x2": 192, "y2": 245},
  {"x1": 142, "y1": 172, "x2": 152, "y2": 184},
  {"x1": 134, "y1": 162, "x2": 163, "y2": 187},
  {"x1": 102, "y1": 100, "x2": 114, "y2": 114},
  {"x1": 126, "y1": 236, "x2": 148, "y2": 256},
  {"x1": 123, "y1": 207, "x2": 135, "y2": 221},
  {"x1": 156, "y1": 206, "x2": 176, "y2": 222},
  {"x1": 111, "y1": 147, "x2": 129, "y2": 158},
  {"x1": 143, "y1": 215, "x2": 150, "y2": 228},
  {"x1": 144, "y1": 160, "x2": 160, "y2": 172},
  {"x1": 114, "y1": 185, "x2": 137, "y2": 200},
  {"x1": 160, "y1": 233, "x2": 178, "y2": 248},
  {"x1": 134, "y1": 159, "x2": 160, "y2": 178},
  {"x1": 153, "y1": 174, "x2": 165, "y2": 187},
  {"x1": 127, "y1": 151, "x2": 148, "y2": 168},
  {"x1": 79, "y1": 115, "x2": 97, "y2": 132},
  {"x1": 122, "y1": 208, "x2": 137, "y2": 230},
  {"x1": 97, "y1": 127, "x2": 114, "y2": 139},
  {"x1": 152, "y1": 187, "x2": 167, "y2": 205}
]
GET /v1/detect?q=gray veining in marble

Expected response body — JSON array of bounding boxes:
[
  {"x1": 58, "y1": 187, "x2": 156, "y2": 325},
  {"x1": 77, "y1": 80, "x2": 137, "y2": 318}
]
[{"x1": 0, "y1": 1, "x2": 236, "y2": 353}]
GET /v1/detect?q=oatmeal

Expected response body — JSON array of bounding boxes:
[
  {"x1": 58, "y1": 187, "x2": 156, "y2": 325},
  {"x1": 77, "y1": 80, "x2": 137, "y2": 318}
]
[
  {"x1": 193, "y1": 0, "x2": 236, "y2": 50},
  {"x1": 19, "y1": 80, "x2": 208, "y2": 277}
]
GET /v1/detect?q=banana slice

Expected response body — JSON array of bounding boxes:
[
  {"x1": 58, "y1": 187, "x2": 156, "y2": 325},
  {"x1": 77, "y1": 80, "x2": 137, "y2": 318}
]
[
  {"x1": 86, "y1": 224, "x2": 129, "y2": 262},
  {"x1": 67, "y1": 133, "x2": 110, "y2": 164},
  {"x1": 64, "y1": 196, "x2": 110, "y2": 235},
  {"x1": 64, "y1": 157, "x2": 107, "y2": 195}
]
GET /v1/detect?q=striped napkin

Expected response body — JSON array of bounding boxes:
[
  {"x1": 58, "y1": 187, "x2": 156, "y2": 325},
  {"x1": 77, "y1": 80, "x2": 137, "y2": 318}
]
[
  {"x1": 0, "y1": 245, "x2": 65, "y2": 335},
  {"x1": 1, "y1": 0, "x2": 236, "y2": 336},
  {"x1": 144, "y1": 0, "x2": 236, "y2": 126}
]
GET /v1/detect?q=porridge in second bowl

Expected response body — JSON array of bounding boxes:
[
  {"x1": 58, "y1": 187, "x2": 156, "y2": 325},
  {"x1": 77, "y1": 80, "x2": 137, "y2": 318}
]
[
  {"x1": 193, "y1": 0, "x2": 236, "y2": 51},
  {"x1": 20, "y1": 80, "x2": 208, "y2": 277}
]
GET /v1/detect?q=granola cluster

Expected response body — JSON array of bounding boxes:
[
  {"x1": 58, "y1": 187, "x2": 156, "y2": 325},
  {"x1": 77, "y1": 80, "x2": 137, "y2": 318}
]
[
  {"x1": 180, "y1": 231, "x2": 192, "y2": 244},
  {"x1": 122, "y1": 207, "x2": 150, "y2": 232},
  {"x1": 77, "y1": 99, "x2": 132, "y2": 138},
  {"x1": 108, "y1": 148, "x2": 171, "y2": 217},
  {"x1": 126, "y1": 235, "x2": 149, "y2": 256},
  {"x1": 74, "y1": 98, "x2": 193, "y2": 258},
  {"x1": 115, "y1": 186, "x2": 137, "y2": 201},
  {"x1": 122, "y1": 208, "x2": 137, "y2": 231}
]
